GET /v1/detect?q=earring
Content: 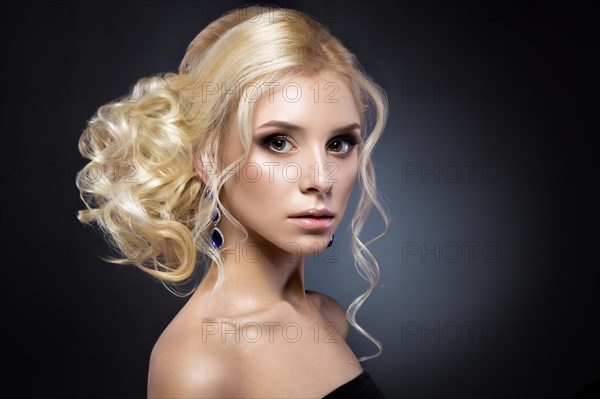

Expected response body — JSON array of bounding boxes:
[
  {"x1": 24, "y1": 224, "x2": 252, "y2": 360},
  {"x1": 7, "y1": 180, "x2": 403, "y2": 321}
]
[
  {"x1": 327, "y1": 234, "x2": 335, "y2": 248},
  {"x1": 210, "y1": 207, "x2": 224, "y2": 249},
  {"x1": 206, "y1": 188, "x2": 224, "y2": 249}
]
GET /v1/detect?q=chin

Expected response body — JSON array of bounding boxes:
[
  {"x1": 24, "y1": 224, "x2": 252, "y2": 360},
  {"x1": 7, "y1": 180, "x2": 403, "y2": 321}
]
[{"x1": 275, "y1": 236, "x2": 333, "y2": 258}]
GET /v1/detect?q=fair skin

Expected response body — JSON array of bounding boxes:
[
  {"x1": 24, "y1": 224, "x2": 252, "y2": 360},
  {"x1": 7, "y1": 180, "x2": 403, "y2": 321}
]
[{"x1": 147, "y1": 70, "x2": 364, "y2": 398}]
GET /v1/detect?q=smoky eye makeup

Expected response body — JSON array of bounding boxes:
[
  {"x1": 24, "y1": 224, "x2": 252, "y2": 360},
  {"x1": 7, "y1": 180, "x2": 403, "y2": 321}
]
[
  {"x1": 258, "y1": 133, "x2": 296, "y2": 153},
  {"x1": 332, "y1": 132, "x2": 361, "y2": 146},
  {"x1": 256, "y1": 131, "x2": 361, "y2": 155}
]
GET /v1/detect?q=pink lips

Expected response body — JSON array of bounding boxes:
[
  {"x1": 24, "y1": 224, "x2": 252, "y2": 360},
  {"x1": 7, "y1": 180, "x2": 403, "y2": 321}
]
[
  {"x1": 289, "y1": 208, "x2": 335, "y2": 218},
  {"x1": 288, "y1": 208, "x2": 335, "y2": 230},
  {"x1": 288, "y1": 216, "x2": 334, "y2": 230}
]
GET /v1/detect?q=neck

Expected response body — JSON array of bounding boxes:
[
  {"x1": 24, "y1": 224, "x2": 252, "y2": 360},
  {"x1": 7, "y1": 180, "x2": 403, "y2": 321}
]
[{"x1": 194, "y1": 221, "x2": 311, "y2": 316}]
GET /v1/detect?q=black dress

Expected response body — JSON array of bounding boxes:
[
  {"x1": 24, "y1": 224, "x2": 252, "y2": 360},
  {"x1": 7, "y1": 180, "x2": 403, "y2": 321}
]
[{"x1": 322, "y1": 371, "x2": 387, "y2": 398}]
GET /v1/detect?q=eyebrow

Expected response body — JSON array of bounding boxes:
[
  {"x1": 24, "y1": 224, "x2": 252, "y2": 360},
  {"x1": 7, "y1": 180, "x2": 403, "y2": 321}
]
[{"x1": 257, "y1": 120, "x2": 361, "y2": 135}]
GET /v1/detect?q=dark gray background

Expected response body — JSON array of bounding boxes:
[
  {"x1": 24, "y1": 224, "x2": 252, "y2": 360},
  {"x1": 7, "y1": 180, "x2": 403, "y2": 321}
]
[{"x1": 3, "y1": 1, "x2": 597, "y2": 398}]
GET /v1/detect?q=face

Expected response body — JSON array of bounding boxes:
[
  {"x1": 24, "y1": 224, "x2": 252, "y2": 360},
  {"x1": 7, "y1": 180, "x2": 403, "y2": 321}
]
[{"x1": 208, "y1": 71, "x2": 361, "y2": 257}]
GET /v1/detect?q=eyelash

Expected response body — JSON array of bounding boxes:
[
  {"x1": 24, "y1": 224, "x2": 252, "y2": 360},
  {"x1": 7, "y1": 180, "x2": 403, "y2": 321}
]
[{"x1": 259, "y1": 133, "x2": 360, "y2": 155}]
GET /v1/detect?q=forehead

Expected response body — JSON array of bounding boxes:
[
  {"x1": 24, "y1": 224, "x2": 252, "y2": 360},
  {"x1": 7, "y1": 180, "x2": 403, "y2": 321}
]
[{"x1": 253, "y1": 71, "x2": 361, "y2": 130}]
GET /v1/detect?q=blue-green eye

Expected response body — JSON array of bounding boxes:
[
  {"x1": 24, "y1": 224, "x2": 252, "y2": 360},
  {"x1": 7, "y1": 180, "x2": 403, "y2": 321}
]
[
  {"x1": 328, "y1": 135, "x2": 358, "y2": 154},
  {"x1": 261, "y1": 135, "x2": 296, "y2": 154}
]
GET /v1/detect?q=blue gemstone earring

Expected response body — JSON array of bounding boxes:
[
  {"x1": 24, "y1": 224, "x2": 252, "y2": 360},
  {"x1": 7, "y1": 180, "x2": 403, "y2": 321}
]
[
  {"x1": 206, "y1": 188, "x2": 224, "y2": 249},
  {"x1": 327, "y1": 234, "x2": 335, "y2": 248},
  {"x1": 210, "y1": 207, "x2": 224, "y2": 249}
]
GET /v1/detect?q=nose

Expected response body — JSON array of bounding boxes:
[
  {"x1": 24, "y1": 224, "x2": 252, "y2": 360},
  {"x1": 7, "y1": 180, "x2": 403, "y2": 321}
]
[{"x1": 298, "y1": 146, "x2": 335, "y2": 194}]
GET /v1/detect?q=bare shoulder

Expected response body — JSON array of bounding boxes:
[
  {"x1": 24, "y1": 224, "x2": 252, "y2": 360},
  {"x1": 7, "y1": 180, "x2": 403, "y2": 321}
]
[
  {"x1": 147, "y1": 324, "x2": 238, "y2": 398},
  {"x1": 307, "y1": 290, "x2": 349, "y2": 340}
]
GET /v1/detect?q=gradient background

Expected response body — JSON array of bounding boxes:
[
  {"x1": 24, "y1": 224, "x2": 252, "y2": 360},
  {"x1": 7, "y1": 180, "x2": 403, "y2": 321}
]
[{"x1": 4, "y1": 1, "x2": 597, "y2": 398}]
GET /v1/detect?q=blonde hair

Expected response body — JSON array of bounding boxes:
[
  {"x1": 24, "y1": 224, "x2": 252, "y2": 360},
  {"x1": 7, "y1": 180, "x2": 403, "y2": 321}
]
[{"x1": 76, "y1": 5, "x2": 389, "y2": 361}]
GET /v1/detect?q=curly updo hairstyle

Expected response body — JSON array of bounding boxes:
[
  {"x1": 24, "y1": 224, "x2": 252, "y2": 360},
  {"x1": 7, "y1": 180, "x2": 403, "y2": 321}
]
[{"x1": 76, "y1": 5, "x2": 389, "y2": 361}]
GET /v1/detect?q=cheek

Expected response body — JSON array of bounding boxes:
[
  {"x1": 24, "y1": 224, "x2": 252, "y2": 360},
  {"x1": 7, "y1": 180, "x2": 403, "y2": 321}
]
[
  {"x1": 229, "y1": 158, "x2": 288, "y2": 204},
  {"x1": 338, "y1": 158, "x2": 359, "y2": 191},
  {"x1": 222, "y1": 174, "x2": 274, "y2": 231},
  {"x1": 342, "y1": 173, "x2": 358, "y2": 199}
]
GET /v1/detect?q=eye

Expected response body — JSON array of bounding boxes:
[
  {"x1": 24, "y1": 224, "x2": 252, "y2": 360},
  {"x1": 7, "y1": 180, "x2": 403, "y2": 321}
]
[
  {"x1": 258, "y1": 133, "x2": 360, "y2": 155},
  {"x1": 328, "y1": 134, "x2": 359, "y2": 154},
  {"x1": 260, "y1": 134, "x2": 297, "y2": 154}
]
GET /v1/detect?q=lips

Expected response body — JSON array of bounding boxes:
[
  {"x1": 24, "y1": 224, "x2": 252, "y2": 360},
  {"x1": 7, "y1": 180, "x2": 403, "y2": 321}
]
[
  {"x1": 288, "y1": 216, "x2": 334, "y2": 230},
  {"x1": 289, "y1": 208, "x2": 335, "y2": 218},
  {"x1": 290, "y1": 215, "x2": 333, "y2": 219},
  {"x1": 288, "y1": 208, "x2": 335, "y2": 230}
]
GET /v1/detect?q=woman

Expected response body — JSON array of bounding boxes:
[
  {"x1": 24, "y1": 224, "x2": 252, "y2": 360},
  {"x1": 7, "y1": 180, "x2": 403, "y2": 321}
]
[{"x1": 76, "y1": 5, "x2": 389, "y2": 398}]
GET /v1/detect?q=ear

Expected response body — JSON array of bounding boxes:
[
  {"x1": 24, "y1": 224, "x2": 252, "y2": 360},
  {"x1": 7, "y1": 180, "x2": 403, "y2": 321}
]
[{"x1": 194, "y1": 154, "x2": 208, "y2": 185}]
